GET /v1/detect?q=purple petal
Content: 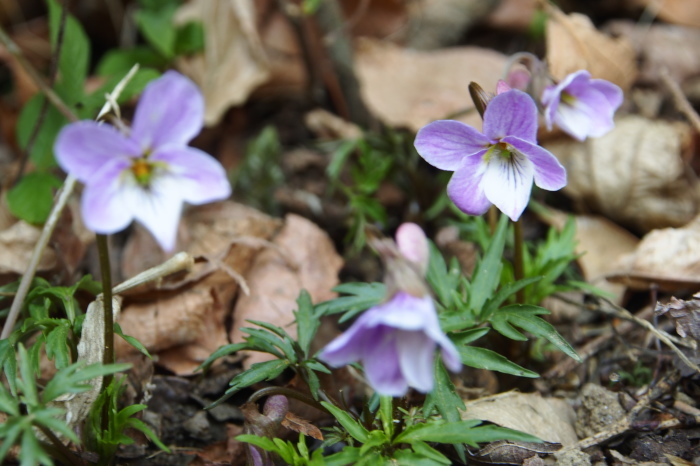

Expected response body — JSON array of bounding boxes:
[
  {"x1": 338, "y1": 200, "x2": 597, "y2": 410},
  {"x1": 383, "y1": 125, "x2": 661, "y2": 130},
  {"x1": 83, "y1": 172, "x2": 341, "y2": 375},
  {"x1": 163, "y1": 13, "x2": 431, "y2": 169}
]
[
  {"x1": 55, "y1": 121, "x2": 139, "y2": 181},
  {"x1": 131, "y1": 71, "x2": 204, "y2": 150},
  {"x1": 363, "y1": 330, "x2": 408, "y2": 396},
  {"x1": 482, "y1": 90, "x2": 538, "y2": 143},
  {"x1": 396, "y1": 330, "x2": 436, "y2": 392},
  {"x1": 541, "y1": 85, "x2": 561, "y2": 131},
  {"x1": 440, "y1": 343, "x2": 462, "y2": 373},
  {"x1": 589, "y1": 79, "x2": 623, "y2": 109},
  {"x1": 446, "y1": 153, "x2": 491, "y2": 216},
  {"x1": 482, "y1": 152, "x2": 534, "y2": 221},
  {"x1": 502, "y1": 137, "x2": 566, "y2": 191},
  {"x1": 127, "y1": 176, "x2": 184, "y2": 251},
  {"x1": 81, "y1": 158, "x2": 136, "y2": 234},
  {"x1": 151, "y1": 145, "x2": 231, "y2": 204},
  {"x1": 319, "y1": 315, "x2": 375, "y2": 367},
  {"x1": 371, "y1": 293, "x2": 436, "y2": 331},
  {"x1": 414, "y1": 120, "x2": 490, "y2": 170},
  {"x1": 396, "y1": 224, "x2": 429, "y2": 275}
]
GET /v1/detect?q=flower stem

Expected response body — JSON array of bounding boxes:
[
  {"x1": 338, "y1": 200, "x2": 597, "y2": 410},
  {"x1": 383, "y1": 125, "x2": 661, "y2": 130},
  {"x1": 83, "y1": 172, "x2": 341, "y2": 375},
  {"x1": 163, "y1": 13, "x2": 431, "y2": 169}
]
[
  {"x1": 513, "y1": 219, "x2": 525, "y2": 304},
  {"x1": 95, "y1": 234, "x2": 114, "y2": 434}
]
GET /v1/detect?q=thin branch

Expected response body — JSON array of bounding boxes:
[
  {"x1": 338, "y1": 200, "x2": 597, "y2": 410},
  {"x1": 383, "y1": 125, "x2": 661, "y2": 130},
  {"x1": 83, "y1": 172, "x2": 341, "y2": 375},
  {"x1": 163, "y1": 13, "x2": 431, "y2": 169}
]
[{"x1": 660, "y1": 67, "x2": 700, "y2": 134}]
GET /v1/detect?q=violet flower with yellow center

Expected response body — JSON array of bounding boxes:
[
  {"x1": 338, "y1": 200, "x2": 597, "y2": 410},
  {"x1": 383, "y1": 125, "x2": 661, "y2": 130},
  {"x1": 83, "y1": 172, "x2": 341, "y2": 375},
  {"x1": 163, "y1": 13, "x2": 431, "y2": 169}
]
[
  {"x1": 414, "y1": 89, "x2": 566, "y2": 221},
  {"x1": 54, "y1": 71, "x2": 231, "y2": 251}
]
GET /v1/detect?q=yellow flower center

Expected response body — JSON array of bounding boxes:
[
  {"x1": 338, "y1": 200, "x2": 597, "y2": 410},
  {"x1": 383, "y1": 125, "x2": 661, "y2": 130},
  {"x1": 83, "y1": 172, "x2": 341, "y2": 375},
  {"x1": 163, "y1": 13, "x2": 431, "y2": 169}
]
[{"x1": 131, "y1": 159, "x2": 154, "y2": 186}]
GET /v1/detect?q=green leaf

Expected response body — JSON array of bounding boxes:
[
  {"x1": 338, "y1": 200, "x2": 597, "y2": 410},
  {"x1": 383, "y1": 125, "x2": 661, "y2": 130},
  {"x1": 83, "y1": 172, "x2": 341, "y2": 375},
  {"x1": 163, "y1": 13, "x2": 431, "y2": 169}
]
[
  {"x1": 479, "y1": 276, "x2": 542, "y2": 322},
  {"x1": 449, "y1": 328, "x2": 489, "y2": 346},
  {"x1": 294, "y1": 290, "x2": 318, "y2": 357},
  {"x1": 197, "y1": 342, "x2": 249, "y2": 372},
  {"x1": 0, "y1": 339, "x2": 17, "y2": 395},
  {"x1": 45, "y1": 322, "x2": 71, "y2": 369},
  {"x1": 468, "y1": 214, "x2": 508, "y2": 312},
  {"x1": 393, "y1": 419, "x2": 483, "y2": 447},
  {"x1": 315, "y1": 282, "x2": 385, "y2": 321},
  {"x1": 241, "y1": 325, "x2": 295, "y2": 361},
  {"x1": 174, "y1": 21, "x2": 205, "y2": 55},
  {"x1": 47, "y1": 0, "x2": 90, "y2": 105},
  {"x1": 96, "y1": 46, "x2": 167, "y2": 76},
  {"x1": 127, "y1": 417, "x2": 170, "y2": 452},
  {"x1": 490, "y1": 305, "x2": 580, "y2": 362},
  {"x1": 423, "y1": 361, "x2": 466, "y2": 460},
  {"x1": 321, "y1": 401, "x2": 370, "y2": 443},
  {"x1": 16, "y1": 95, "x2": 68, "y2": 169},
  {"x1": 221, "y1": 359, "x2": 290, "y2": 400},
  {"x1": 7, "y1": 173, "x2": 63, "y2": 224},
  {"x1": 456, "y1": 424, "x2": 542, "y2": 445},
  {"x1": 0, "y1": 383, "x2": 19, "y2": 416},
  {"x1": 426, "y1": 242, "x2": 461, "y2": 308},
  {"x1": 324, "y1": 447, "x2": 362, "y2": 466},
  {"x1": 17, "y1": 344, "x2": 40, "y2": 407},
  {"x1": 114, "y1": 323, "x2": 152, "y2": 359},
  {"x1": 458, "y1": 346, "x2": 538, "y2": 378},
  {"x1": 42, "y1": 362, "x2": 131, "y2": 403},
  {"x1": 410, "y1": 440, "x2": 452, "y2": 464},
  {"x1": 327, "y1": 139, "x2": 359, "y2": 182},
  {"x1": 80, "y1": 68, "x2": 161, "y2": 118},
  {"x1": 135, "y1": 4, "x2": 178, "y2": 58}
]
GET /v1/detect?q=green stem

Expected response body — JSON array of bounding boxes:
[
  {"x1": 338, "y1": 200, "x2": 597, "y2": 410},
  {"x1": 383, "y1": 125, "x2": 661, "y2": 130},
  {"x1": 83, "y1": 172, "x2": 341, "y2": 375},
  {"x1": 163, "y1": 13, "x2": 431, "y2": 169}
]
[
  {"x1": 513, "y1": 219, "x2": 525, "y2": 304},
  {"x1": 95, "y1": 234, "x2": 114, "y2": 436},
  {"x1": 487, "y1": 206, "x2": 497, "y2": 235}
]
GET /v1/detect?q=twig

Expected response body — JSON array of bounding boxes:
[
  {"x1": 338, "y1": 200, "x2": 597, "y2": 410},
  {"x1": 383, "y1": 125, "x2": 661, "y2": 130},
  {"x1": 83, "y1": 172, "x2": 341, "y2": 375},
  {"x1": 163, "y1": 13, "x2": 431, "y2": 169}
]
[{"x1": 660, "y1": 67, "x2": 700, "y2": 134}]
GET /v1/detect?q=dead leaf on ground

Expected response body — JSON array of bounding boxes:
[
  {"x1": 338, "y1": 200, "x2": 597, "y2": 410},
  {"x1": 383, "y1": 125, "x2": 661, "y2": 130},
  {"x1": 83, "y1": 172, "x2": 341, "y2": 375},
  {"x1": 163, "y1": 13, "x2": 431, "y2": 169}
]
[
  {"x1": 545, "y1": 4, "x2": 637, "y2": 91},
  {"x1": 544, "y1": 115, "x2": 698, "y2": 233},
  {"x1": 174, "y1": 0, "x2": 270, "y2": 126},
  {"x1": 485, "y1": 0, "x2": 539, "y2": 31},
  {"x1": 231, "y1": 214, "x2": 343, "y2": 368},
  {"x1": 355, "y1": 38, "x2": 508, "y2": 132},
  {"x1": 462, "y1": 391, "x2": 579, "y2": 446},
  {"x1": 0, "y1": 220, "x2": 56, "y2": 275},
  {"x1": 609, "y1": 215, "x2": 700, "y2": 291},
  {"x1": 606, "y1": 21, "x2": 700, "y2": 88},
  {"x1": 117, "y1": 202, "x2": 281, "y2": 375},
  {"x1": 539, "y1": 208, "x2": 639, "y2": 303},
  {"x1": 282, "y1": 411, "x2": 323, "y2": 441},
  {"x1": 628, "y1": 0, "x2": 700, "y2": 28},
  {"x1": 655, "y1": 293, "x2": 700, "y2": 341}
]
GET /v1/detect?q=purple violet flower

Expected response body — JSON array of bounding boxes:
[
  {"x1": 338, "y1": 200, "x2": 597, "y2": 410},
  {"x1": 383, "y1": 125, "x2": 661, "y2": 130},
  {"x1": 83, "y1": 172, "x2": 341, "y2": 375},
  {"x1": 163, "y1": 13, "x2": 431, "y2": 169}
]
[
  {"x1": 319, "y1": 223, "x2": 461, "y2": 397},
  {"x1": 414, "y1": 89, "x2": 566, "y2": 221},
  {"x1": 541, "y1": 70, "x2": 623, "y2": 141},
  {"x1": 54, "y1": 71, "x2": 231, "y2": 251}
]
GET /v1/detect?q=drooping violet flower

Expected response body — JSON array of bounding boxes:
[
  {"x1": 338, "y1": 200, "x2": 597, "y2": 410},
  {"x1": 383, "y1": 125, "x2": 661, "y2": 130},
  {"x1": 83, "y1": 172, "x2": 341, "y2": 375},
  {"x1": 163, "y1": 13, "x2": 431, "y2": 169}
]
[
  {"x1": 54, "y1": 71, "x2": 231, "y2": 251},
  {"x1": 319, "y1": 223, "x2": 461, "y2": 397},
  {"x1": 541, "y1": 70, "x2": 623, "y2": 141},
  {"x1": 414, "y1": 89, "x2": 566, "y2": 221}
]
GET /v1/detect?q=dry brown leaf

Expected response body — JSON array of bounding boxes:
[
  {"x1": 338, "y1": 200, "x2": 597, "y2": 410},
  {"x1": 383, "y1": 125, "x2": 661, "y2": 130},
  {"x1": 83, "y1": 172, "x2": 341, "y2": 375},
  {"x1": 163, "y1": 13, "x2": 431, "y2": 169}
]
[
  {"x1": 609, "y1": 215, "x2": 700, "y2": 291},
  {"x1": 485, "y1": 0, "x2": 539, "y2": 31},
  {"x1": 231, "y1": 214, "x2": 343, "y2": 368},
  {"x1": 175, "y1": 0, "x2": 270, "y2": 126},
  {"x1": 606, "y1": 21, "x2": 700, "y2": 87},
  {"x1": 655, "y1": 293, "x2": 700, "y2": 341},
  {"x1": 282, "y1": 412, "x2": 324, "y2": 441},
  {"x1": 0, "y1": 220, "x2": 56, "y2": 274},
  {"x1": 545, "y1": 5, "x2": 637, "y2": 91},
  {"x1": 462, "y1": 392, "x2": 578, "y2": 446},
  {"x1": 544, "y1": 115, "x2": 698, "y2": 233},
  {"x1": 629, "y1": 0, "x2": 700, "y2": 28},
  {"x1": 355, "y1": 38, "x2": 508, "y2": 132},
  {"x1": 118, "y1": 202, "x2": 281, "y2": 375}
]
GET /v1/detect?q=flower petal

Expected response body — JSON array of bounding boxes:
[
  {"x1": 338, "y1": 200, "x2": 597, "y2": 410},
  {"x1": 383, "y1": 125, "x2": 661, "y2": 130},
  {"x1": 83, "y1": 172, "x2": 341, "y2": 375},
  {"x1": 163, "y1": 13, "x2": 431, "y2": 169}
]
[
  {"x1": 363, "y1": 330, "x2": 408, "y2": 396},
  {"x1": 482, "y1": 90, "x2": 538, "y2": 142},
  {"x1": 128, "y1": 176, "x2": 184, "y2": 251},
  {"x1": 446, "y1": 154, "x2": 491, "y2": 216},
  {"x1": 81, "y1": 158, "x2": 136, "y2": 234},
  {"x1": 396, "y1": 330, "x2": 436, "y2": 392},
  {"x1": 541, "y1": 85, "x2": 561, "y2": 131},
  {"x1": 319, "y1": 314, "x2": 376, "y2": 367},
  {"x1": 590, "y1": 79, "x2": 623, "y2": 109},
  {"x1": 414, "y1": 120, "x2": 490, "y2": 170},
  {"x1": 482, "y1": 151, "x2": 534, "y2": 221},
  {"x1": 395, "y1": 223, "x2": 429, "y2": 274},
  {"x1": 502, "y1": 136, "x2": 566, "y2": 191},
  {"x1": 151, "y1": 145, "x2": 231, "y2": 204},
  {"x1": 370, "y1": 293, "x2": 435, "y2": 331},
  {"x1": 55, "y1": 121, "x2": 139, "y2": 181},
  {"x1": 131, "y1": 71, "x2": 204, "y2": 150}
]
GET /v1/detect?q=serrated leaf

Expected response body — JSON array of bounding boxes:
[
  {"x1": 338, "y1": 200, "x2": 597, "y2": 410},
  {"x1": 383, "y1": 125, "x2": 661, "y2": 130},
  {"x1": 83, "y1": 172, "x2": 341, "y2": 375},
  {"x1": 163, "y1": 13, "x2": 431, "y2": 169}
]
[
  {"x1": 7, "y1": 173, "x2": 63, "y2": 224},
  {"x1": 41, "y1": 362, "x2": 131, "y2": 403},
  {"x1": 294, "y1": 290, "x2": 317, "y2": 357},
  {"x1": 225, "y1": 359, "x2": 290, "y2": 397},
  {"x1": 491, "y1": 305, "x2": 580, "y2": 362},
  {"x1": 321, "y1": 401, "x2": 370, "y2": 443},
  {"x1": 458, "y1": 346, "x2": 538, "y2": 378},
  {"x1": 468, "y1": 214, "x2": 508, "y2": 311},
  {"x1": 45, "y1": 322, "x2": 71, "y2": 369},
  {"x1": 315, "y1": 282, "x2": 385, "y2": 321},
  {"x1": 423, "y1": 361, "x2": 464, "y2": 419},
  {"x1": 242, "y1": 325, "x2": 295, "y2": 360}
]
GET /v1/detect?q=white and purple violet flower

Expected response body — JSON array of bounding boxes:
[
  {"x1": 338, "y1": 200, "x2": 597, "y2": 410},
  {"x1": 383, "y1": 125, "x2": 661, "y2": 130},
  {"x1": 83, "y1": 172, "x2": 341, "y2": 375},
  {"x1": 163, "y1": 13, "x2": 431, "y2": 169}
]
[
  {"x1": 55, "y1": 70, "x2": 231, "y2": 251},
  {"x1": 320, "y1": 223, "x2": 461, "y2": 397},
  {"x1": 414, "y1": 88, "x2": 566, "y2": 222},
  {"x1": 542, "y1": 70, "x2": 623, "y2": 141}
]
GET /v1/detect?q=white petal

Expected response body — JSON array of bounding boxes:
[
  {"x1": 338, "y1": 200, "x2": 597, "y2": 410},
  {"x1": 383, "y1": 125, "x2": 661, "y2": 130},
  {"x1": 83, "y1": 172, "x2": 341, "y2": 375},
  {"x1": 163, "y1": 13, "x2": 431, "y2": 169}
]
[{"x1": 482, "y1": 152, "x2": 534, "y2": 221}]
